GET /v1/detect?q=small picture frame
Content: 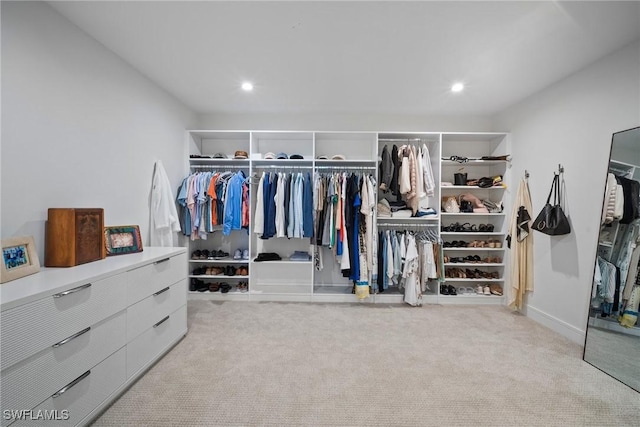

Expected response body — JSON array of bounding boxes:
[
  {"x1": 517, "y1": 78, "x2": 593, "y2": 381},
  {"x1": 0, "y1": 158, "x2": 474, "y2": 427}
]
[
  {"x1": 1, "y1": 236, "x2": 41, "y2": 284},
  {"x1": 104, "y1": 225, "x2": 143, "y2": 256}
]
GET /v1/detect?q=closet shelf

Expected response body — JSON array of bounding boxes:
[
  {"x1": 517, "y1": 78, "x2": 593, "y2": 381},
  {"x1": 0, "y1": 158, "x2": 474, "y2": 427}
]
[
  {"x1": 377, "y1": 217, "x2": 439, "y2": 222},
  {"x1": 443, "y1": 278, "x2": 504, "y2": 282},
  {"x1": 189, "y1": 158, "x2": 249, "y2": 164},
  {"x1": 440, "y1": 294, "x2": 503, "y2": 299},
  {"x1": 441, "y1": 212, "x2": 505, "y2": 216},
  {"x1": 443, "y1": 248, "x2": 505, "y2": 252},
  {"x1": 441, "y1": 232, "x2": 505, "y2": 236},
  {"x1": 441, "y1": 160, "x2": 508, "y2": 166},
  {"x1": 444, "y1": 263, "x2": 505, "y2": 267},
  {"x1": 598, "y1": 241, "x2": 613, "y2": 248},
  {"x1": 441, "y1": 185, "x2": 505, "y2": 190},
  {"x1": 251, "y1": 259, "x2": 312, "y2": 264},
  {"x1": 189, "y1": 259, "x2": 249, "y2": 264}
]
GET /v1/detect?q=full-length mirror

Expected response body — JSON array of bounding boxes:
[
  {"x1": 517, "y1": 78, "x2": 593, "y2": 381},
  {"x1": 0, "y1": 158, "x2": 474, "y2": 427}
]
[{"x1": 584, "y1": 126, "x2": 640, "y2": 392}]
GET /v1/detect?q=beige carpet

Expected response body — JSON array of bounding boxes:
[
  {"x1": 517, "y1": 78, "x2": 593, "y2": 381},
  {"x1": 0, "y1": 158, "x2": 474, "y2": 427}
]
[{"x1": 91, "y1": 301, "x2": 640, "y2": 426}]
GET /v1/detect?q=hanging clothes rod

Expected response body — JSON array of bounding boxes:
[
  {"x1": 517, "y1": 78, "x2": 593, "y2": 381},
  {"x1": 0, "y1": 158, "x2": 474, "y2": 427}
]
[
  {"x1": 377, "y1": 222, "x2": 438, "y2": 228},
  {"x1": 252, "y1": 165, "x2": 312, "y2": 170},
  {"x1": 190, "y1": 165, "x2": 245, "y2": 170},
  {"x1": 378, "y1": 138, "x2": 423, "y2": 142},
  {"x1": 315, "y1": 165, "x2": 377, "y2": 170}
]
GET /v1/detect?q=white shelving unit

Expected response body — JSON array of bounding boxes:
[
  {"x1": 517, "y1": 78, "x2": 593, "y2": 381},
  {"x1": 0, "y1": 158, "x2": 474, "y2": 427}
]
[
  {"x1": 440, "y1": 133, "x2": 510, "y2": 303},
  {"x1": 183, "y1": 130, "x2": 510, "y2": 305}
]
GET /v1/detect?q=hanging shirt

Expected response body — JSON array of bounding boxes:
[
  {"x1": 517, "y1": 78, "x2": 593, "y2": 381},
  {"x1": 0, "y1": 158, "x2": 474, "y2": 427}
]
[
  {"x1": 254, "y1": 172, "x2": 265, "y2": 234},
  {"x1": 403, "y1": 233, "x2": 422, "y2": 306}
]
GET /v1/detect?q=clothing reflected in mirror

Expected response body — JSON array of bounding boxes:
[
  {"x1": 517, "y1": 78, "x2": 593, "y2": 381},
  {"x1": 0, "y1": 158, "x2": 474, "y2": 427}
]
[{"x1": 584, "y1": 126, "x2": 640, "y2": 392}]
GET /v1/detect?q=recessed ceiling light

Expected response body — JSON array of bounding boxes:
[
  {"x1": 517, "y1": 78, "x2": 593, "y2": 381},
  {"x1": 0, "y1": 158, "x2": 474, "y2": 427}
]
[
  {"x1": 451, "y1": 82, "x2": 464, "y2": 93},
  {"x1": 241, "y1": 82, "x2": 253, "y2": 91}
]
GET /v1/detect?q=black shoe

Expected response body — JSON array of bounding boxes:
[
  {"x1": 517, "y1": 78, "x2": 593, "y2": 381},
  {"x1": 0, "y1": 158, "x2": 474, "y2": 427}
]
[
  {"x1": 189, "y1": 278, "x2": 198, "y2": 292},
  {"x1": 225, "y1": 266, "x2": 236, "y2": 276}
]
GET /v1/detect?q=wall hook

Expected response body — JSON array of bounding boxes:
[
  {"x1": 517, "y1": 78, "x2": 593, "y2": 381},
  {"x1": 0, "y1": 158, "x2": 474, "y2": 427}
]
[{"x1": 558, "y1": 164, "x2": 564, "y2": 174}]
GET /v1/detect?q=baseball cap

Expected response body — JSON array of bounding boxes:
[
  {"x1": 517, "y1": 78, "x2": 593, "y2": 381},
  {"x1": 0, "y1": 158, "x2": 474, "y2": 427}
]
[
  {"x1": 331, "y1": 154, "x2": 346, "y2": 160},
  {"x1": 290, "y1": 154, "x2": 304, "y2": 159},
  {"x1": 276, "y1": 152, "x2": 288, "y2": 159},
  {"x1": 234, "y1": 150, "x2": 248, "y2": 159},
  {"x1": 212, "y1": 153, "x2": 227, "y2": 159},
  {"x1": 316, "y1": 155, "x2": 329, "y2": 160},
  {"x1": 263, "y1": 152, "x2": 276, "y2": 159}
]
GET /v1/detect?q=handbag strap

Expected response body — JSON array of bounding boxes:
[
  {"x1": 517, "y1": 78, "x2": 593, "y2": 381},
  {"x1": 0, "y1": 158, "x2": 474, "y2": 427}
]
[{"x1": 546, "y1": 173, "x2": 559, "y2": 204}]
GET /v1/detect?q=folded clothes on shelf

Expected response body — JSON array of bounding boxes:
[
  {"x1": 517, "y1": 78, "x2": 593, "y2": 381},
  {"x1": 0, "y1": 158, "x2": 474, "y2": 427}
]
[
  {"x1": 377, "y1": 199, "x2": 391, "y2": 217},
  {"x1": 414, "y1": 207, "x2": 437, "y2": 217},
  {"x1": 254, "y1": 252, "x2": 282, "y2": 262},
  {"x1": 392, "y1": 210, "x2": 413, "y2": 218},
  {"x1": 289, "y1": 251, "x2": 311, "y2": 261}
]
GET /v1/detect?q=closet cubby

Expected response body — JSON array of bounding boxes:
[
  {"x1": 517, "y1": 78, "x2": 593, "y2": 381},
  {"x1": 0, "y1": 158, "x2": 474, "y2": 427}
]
[
  {"x1": 440, "y1": 133, "x2": 510, "y2": 304},
  {"x1": 183, "y1": 130, "x2": 510, "y2": 304}
]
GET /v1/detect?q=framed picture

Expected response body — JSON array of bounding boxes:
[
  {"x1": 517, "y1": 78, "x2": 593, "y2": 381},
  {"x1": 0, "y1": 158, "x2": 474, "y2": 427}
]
[
  {"x1": 104, "y1": 225, "x2": 143, "y2": 256},
  {"x1": 1, "y1": 236, "x2": 41, "y2": 284}
]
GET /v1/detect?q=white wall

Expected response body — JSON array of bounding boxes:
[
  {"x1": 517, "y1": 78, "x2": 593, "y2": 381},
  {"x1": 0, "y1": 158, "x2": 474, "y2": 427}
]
[
  {"x1": 198, "y1": 112, "x2": 493, "y2": 132},
  {"x1": 493, "y1": 40, "x2": 640, "y2": 343},
  {"x1": 1, "y1": 1, "x2": 196, "y2": 260}
]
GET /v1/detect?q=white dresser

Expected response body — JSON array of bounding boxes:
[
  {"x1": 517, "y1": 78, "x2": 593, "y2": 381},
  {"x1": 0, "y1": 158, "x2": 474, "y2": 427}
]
[{"x1": 0, "y1": 247, "x2": 187, "y2": 427}]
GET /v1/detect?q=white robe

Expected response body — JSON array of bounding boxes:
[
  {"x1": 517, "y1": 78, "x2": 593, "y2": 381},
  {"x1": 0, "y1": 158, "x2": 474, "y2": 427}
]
[{"x1": 150, "y1": 160, "x2": 181, "y2": 247}]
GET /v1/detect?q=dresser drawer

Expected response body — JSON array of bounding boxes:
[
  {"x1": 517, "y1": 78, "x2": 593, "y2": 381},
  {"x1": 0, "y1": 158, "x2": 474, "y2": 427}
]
[
  {"x1": 0, "y1": 311, "x2": 126, "y2": 427},
  {"x1": 9, "y1": 346, "x2": 126, "y2": 427},
  {"x1": 126, "y1": 253, "x2": 186, "y2": 305},
  {"x1": 1, "y1": 273, "x2": 127, "y2": 371},
  {"x1": 126, "y1": 280, "x2": 186, "y2": 342},
  {"x1": 126, "y1": 304, "x2": 186, "y2": 378}
]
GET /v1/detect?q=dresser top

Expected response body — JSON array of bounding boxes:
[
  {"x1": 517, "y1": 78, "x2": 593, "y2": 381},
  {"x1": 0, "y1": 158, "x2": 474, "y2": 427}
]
[{"x1": 1, "y1": 247, "x2": 186, "y2": 311}]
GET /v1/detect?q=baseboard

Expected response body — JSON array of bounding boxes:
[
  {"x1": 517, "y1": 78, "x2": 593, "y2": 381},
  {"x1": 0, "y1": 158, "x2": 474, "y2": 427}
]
[{"x1": 526, "y1": 305, "x2": 585, "y2": 344}]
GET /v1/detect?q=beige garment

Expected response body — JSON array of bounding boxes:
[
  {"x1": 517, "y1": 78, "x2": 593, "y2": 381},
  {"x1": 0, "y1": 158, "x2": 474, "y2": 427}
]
[
  {"x1": 508, "y1": 177, "x2": 534, "y2": 310},
  {"x1": 601, "y1": 173, "x2": 617, "y2": 225},
  {"x1": 405, "y1": 146, "x2": 419, "y2": 215},
  {"x1": 415, "y1": 146, "x2": 426, "y2": 199},
  {"x1": 623, "y1": 231, "x2": 640, "y2": 301}
]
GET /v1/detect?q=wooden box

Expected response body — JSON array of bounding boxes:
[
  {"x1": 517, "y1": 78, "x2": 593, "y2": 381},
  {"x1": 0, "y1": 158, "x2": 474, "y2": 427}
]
[{"x1": 45, "y1": 208, "x2": 106, "y2": 267}]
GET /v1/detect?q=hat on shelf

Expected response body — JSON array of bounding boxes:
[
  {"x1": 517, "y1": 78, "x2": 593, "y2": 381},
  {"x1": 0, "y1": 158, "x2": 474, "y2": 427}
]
[
  {"x1": 276, "y1": 152, "x2": 289, "y2": 159},
  {"x1": 234, "y1": 150, "x2": 248, "y2": 159},
  {"x1": 263, "y1": 152, "x2": 276, "y2": 159},
  {"x1": 212, "y1": 153, "x2": 227, "y2": 159},
  {"x1": 316, "y1": 155, "x2": 329, "y2": 160},
  {"x1": 331, "y1": 154, "x2": 346, "y2": 160},
  {"x1": 290, "y1": 154, "x2": 304, "y2": 159}
]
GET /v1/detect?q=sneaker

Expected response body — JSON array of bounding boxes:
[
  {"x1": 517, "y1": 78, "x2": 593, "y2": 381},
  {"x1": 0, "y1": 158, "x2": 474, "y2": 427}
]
[
  {"x1": 242, "y1": 249, "x2": 249, "y2": 260},
  {"x1": 233, "y1": 249, "x2": 242, "y2": 260}
]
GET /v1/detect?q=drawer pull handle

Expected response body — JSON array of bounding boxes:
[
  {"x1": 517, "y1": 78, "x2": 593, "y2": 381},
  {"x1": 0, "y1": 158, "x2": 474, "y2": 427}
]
[
  {"x1": 52, "y1": 327, "x2": 91, "y2": 348},
  {"x1": 52, "y1": 370, "x2": 91, "y2": 398},
  {"x1": 153, "y1": 287, "x2": 170, "y2": 296},
  {"x1": 153, "y1": 315, "x2": 170, "y2": 328},
  {"x1": 154, "y1": 258, "x2": 170, "y2": 265},
  {"x1": 53, "y1": 283, "x2": 92, "y2": 298}
]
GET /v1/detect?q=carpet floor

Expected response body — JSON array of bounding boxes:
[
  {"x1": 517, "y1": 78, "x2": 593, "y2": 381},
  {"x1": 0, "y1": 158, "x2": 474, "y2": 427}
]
[{"x1": 91, "y1": 301, "x2": 640, "y2": 426}]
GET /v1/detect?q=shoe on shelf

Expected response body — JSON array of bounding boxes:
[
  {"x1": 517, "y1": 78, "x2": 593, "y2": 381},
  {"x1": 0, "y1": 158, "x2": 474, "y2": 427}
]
[
  {"x1": 191, "y1": 250, "x2": 202, "y2": 260},
  {"x1": 220, "y1": 283, "x2": 232, "y2": 293},
  {"x1": 242, "y1": 249, "x2": 249, "y2": 260},
  {"x1": 213, "y1": 250, "x2": 229, "y2": 259},
  {"x1": 209, "y1": 283, "x2": 220, "y2": 292},
  {"x1": 233, "y1": 249, "x2": 242, "y2": 260},
  {"x1": 225, "y1": 266, "x2": 237, "y2": 276},
  {"x1": 476, "y1": 285, "x2": 484, "y2": 295},
  {"x1": 483, "y1": 285, "x2": 491, "y2": 295}
]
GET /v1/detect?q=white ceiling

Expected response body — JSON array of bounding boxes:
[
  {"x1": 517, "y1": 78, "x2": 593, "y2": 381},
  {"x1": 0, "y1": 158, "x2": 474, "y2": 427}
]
[{"x1": 50, "y1": 1, "x2": 640, "y2": 117}]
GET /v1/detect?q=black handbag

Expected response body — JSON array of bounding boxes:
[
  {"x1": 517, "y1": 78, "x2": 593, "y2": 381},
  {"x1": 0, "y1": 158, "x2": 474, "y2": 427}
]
[{"x1": 532, "y1": 173, "x2": 571, "y2": 235}]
